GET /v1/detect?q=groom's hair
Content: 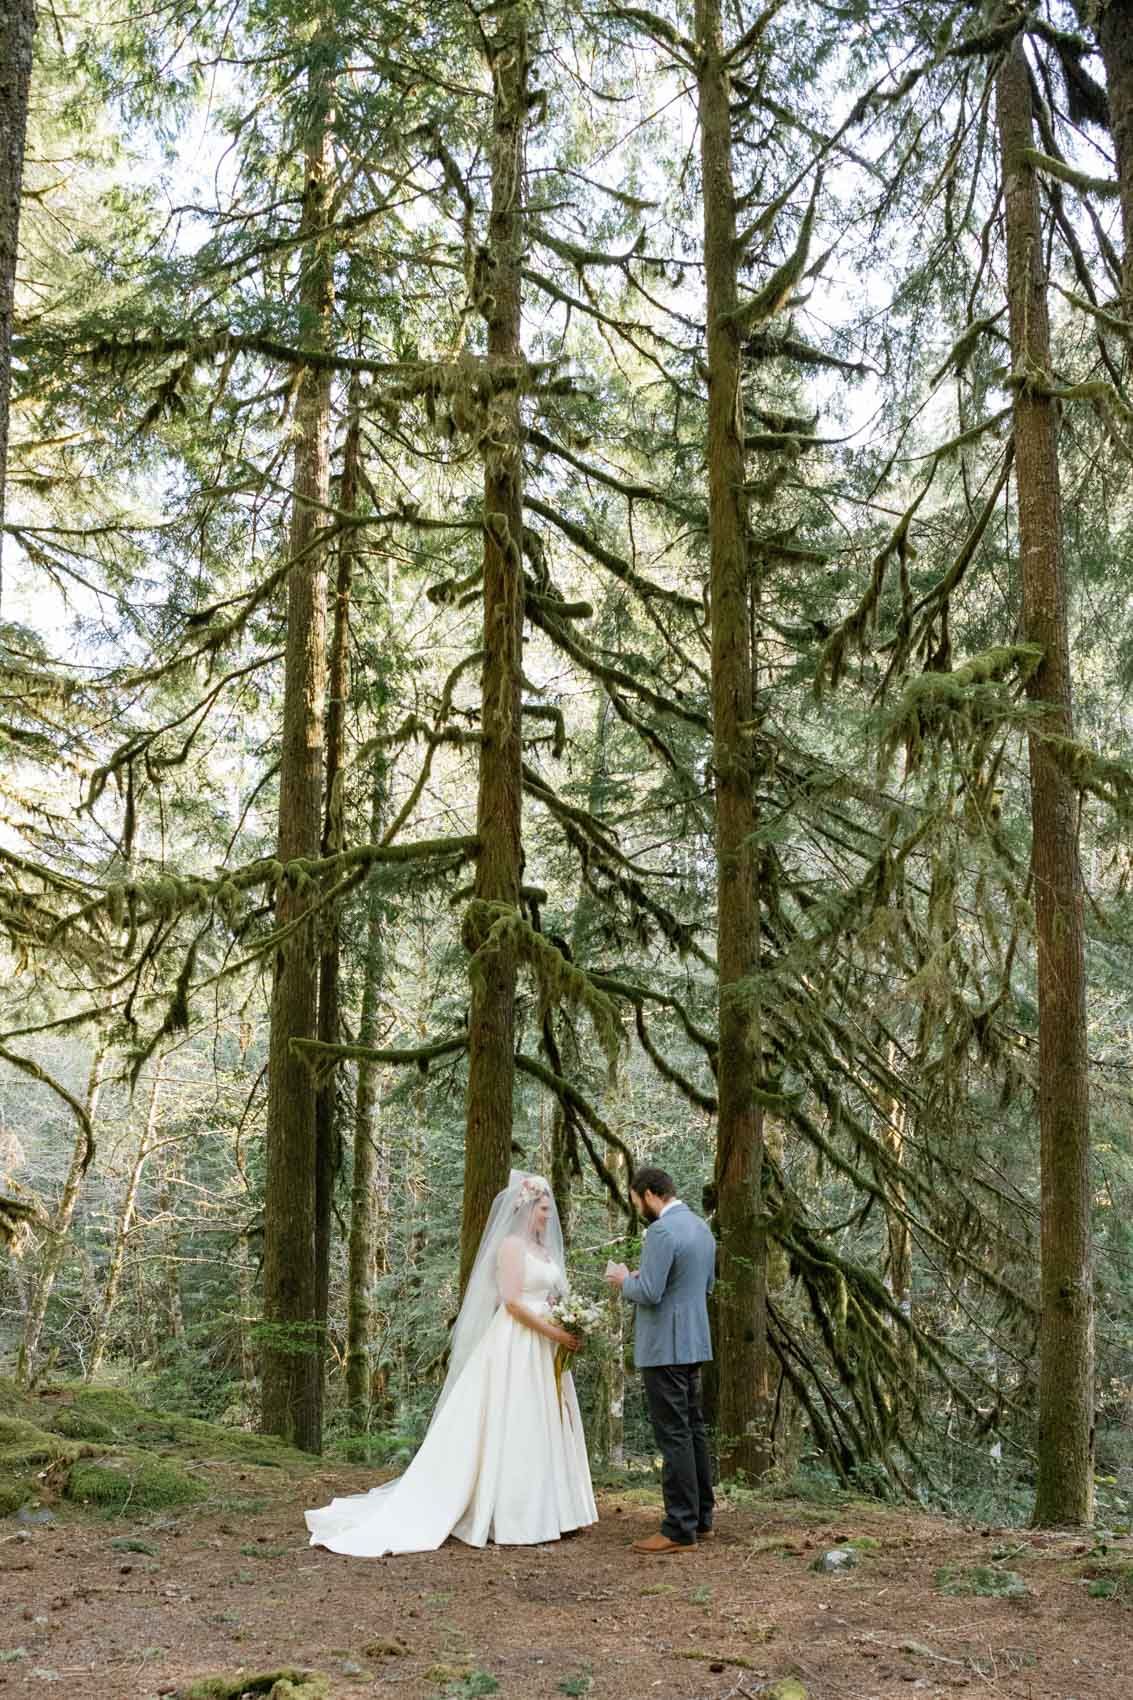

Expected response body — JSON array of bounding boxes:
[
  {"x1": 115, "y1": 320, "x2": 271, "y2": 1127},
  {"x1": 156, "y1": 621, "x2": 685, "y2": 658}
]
[{"x1": 630, "y1": 1166, "x2": 676, "y2": 1201}]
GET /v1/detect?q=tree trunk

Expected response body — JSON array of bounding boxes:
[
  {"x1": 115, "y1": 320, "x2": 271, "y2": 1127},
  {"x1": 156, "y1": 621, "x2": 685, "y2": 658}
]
[
  {"x1": 549, "y1": 691, "x2": 612, "y2": 1245},
  {"x1": 237, "y1": 1233, "x2": 256, "y2": 1389},
  {"x1": 87, "y1": 1064, "x2": 163, "y2": 1380},
  {"x1": 313, "y1": 381, "x2": 359, "y2": 1366},
  {"x1": 696, "y1": 0, "x2": 772, "y2": 1480},
  {"x1": 596, "y1": 1132, "x2": 629, "y2": 1466},
  {"x1": 996, "y1": 36, "x2": 1094, "y2": 1527},
  {"x1": 0, "y1": 0, "x2": 34, "y2": 602},
  {"x1": 878, "y1": 1043, "x2": 914, "y2": 1388},
  {"x1": 158, "y1": 1134, "x2": 185, "y2": 1342},
  {"x1": 1094, "y1": 2, "x2": 1133, "y2": 302},
  {"x1": 346, "y1": 748, "x2": 390, "y2": 1433},
  {"x1": 260, "y1": 46, "x2": 335, "y2": 1452},
  {"x1": 459, "y1": 1, "x2": 529, "y2": 1293},
  {"x1": 17, "y1": 1038, "x2": 107, "y2": 1385}
]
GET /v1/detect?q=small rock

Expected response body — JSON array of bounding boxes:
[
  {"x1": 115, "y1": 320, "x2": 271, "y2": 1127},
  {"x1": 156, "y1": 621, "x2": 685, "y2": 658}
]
[
  {"x1": 811, "y1": 1547, "x2": 858, "y2": 1574},
  {"x1": 16, "y1": 1507, "x2": 56, "y2": 1528},
  {"x1": 340, "y1": 1659, "x2": 364, "y2": 1677}
]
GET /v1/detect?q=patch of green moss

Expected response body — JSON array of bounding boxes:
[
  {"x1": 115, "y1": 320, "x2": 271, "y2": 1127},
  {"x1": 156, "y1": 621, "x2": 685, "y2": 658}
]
[
  {"x1": 19, "y1": 1384, "x2": 299, "y2": 1467},
  {"x1": 177, "y1": 1673, "x2": 328, "y2": 1699},
  {"x1": 51, "y1": 1406, "x2": 118, "y2": 1441},
  {"x1": 63, "y1": 1388, "x2": 299, "y2": 1466},
  {"x1": 0, "y1": 1415, "x2": 80, "y2": 1470},
  {"x1": 0, "y1": 1380, "x2": 41, "y2": 1424},
  {"x1": 1078, "y1": 1553, "x2": 1133, "y2": 1592},
  {"x1": 0, "y1": 1477, "x2": 36, "y2": 1516},
  {"x1": 66, "y1": 1451, "x2": 206, "y2": 1511},
  {"x1": 935, "y1": 1564, "x2": 1029, "y2": 1599}
]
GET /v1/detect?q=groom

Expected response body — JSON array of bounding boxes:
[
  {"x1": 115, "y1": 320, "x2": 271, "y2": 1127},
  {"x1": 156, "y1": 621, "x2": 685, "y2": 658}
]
[{"x1": 606, "y1": 1166, "x2": 716, "y2": 1553}]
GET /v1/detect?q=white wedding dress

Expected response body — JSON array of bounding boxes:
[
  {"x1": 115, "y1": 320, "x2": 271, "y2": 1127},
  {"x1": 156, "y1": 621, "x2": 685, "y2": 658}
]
[{"x1": 305, "y1": 1245, "x2": 597, "y2": 1555}]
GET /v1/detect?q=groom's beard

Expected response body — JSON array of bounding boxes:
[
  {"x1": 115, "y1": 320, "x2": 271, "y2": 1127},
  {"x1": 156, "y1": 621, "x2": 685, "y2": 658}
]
[{"x1": 643, "y1": 1201, "x2": 661, "y2": 1222}]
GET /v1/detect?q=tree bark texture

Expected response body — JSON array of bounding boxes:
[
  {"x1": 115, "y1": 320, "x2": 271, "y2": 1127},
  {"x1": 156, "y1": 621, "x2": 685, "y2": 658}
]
[
  {"x1": 997, "y1": 36, "x2": 1094, "y2": 1527},
  {"x1": 158, "y1": 1133, "x2": 185, "y2": 1342},
  {"x1": 0, "y1": 0, "x2": 34, "y2": 601},
  {"x1": 17, "y1": 1038, "x2": 106, "y2": 1384},
  {"x1": 549, "y1": 690, "x2": 612, "y2": 1245},
  {"x1": 459, "y1": 1, "x2": 528, "y2": 1294},
  {"x1": 260, "y1": 51, "x2": 334, "y2": 1452},
  {"x1": 313, "y1": 382, "x2": 359, "y2": 1360},
  {"x1": 696, "y1": 0, "x2": 772, "y2": 1480},
  {"x1": 346, "y1": 741, "x2": 390, "y2": 1432}
]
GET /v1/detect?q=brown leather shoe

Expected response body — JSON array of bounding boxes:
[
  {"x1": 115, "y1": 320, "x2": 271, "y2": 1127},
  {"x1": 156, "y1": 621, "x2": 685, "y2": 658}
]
[
  {"x1": 697, "y1": 1528, "x2": 716, "y2": 1539},
  {"x1": 631, "y1": 1533, "x2": 696, "y2": 1554}
]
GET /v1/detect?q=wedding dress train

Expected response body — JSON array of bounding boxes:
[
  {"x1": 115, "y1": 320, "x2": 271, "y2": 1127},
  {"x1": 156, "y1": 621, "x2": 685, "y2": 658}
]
[{"x1": 305, "y1": 1247, "x2": 597, "y2": 1555}]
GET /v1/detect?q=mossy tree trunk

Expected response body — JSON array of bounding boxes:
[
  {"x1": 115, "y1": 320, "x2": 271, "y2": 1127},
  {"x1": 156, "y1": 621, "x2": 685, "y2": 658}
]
[
  {"x1": 260, "y1": 43, "x2": 335, "y2": 1452},
  {"x1": 158, "y1": 1133, "x2": 185, "y2": 1343},
  {"x1": 17, "y1": 1037, "x2": 107, "y2": 1385},
  {"x1": 997, "y1": 34, "x2": 1094, "y2": 1527},
  {"x1": 87, "y1": 1062, "x2": 164, "y2": 1380},
  {"x1": 346, "y1": 749, "x2": 390, "y2": 1433},
  {"x1": 313, "y1": 382, "x2": 359, "y2": 1367},
  {"x1": 549, "y1": 690, "x2": 612, "y2": 1245},
  {"x1": 0, "y1": 0, "x2": 34, "y2": 600},
  {"x1": 696, "y1": 0, "x2": 772, "y2": 1480},
  {"x1": 459, "y1": 0, "x2": 529, "y2": 1293},
  {"x1": 879, "y1": 1041, "x2": 914, "y2": 1389}
]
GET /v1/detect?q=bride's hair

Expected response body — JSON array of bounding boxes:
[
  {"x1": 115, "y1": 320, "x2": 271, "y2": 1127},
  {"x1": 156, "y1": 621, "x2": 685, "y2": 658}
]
[{"x1": 429, "y1": 1170, "x2": 565, "y2": 1425}]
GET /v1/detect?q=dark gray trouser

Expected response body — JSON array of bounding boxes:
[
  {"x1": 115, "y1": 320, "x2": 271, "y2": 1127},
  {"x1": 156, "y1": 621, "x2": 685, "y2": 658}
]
[{"x1": 641, "y1": 1363, "x2": 715, "y2": 1543}]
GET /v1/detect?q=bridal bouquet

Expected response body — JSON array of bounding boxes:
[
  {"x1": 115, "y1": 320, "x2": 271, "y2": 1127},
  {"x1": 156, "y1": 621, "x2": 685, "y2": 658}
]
[{"x1": 548, "y1": 1294, "x2": 603, "y2": 1416}]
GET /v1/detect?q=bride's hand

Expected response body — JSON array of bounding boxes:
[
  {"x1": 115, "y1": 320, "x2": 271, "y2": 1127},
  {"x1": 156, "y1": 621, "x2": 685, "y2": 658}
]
[{"x1": 553, "y1": 1327, "x2": 581, "y2": 1352}]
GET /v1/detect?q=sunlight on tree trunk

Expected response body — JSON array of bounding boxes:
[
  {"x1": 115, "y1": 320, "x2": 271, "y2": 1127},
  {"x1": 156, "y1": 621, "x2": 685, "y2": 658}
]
[
  {"x1": 261, "y1": 41, "x2": 335, "y2": 1453},
  {"x1": 696, "y1": 0, "x2": 772, "y2": 1481},
  {"x1": 997, "y1": 34, "x2": 1093, "y2": 1528},
  {"x1": 347, "y1": 750, "x2": 389, "y2": 1433}
]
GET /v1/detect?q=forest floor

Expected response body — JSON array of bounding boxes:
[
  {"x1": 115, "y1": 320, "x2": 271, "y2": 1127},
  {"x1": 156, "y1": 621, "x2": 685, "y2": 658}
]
[{"x1": 1, "y1": 1389, "x2": 1130, "y2": 1700}]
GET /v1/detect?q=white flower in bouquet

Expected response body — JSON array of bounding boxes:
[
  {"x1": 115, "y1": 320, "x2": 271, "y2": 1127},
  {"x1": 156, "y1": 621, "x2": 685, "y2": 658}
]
[
  {"x1": 549, "y1": 1294, "x2": 603, "y2": 1337},
  {"x1": 548, "y1": 1294, "x2": 603, "y2": 1414}
]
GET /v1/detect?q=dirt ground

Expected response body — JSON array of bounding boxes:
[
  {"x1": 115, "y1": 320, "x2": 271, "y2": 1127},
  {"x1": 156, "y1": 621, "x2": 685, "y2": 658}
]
[{"x1": 1, "y1": 1456, "x2": 1129, "y2": 1700}]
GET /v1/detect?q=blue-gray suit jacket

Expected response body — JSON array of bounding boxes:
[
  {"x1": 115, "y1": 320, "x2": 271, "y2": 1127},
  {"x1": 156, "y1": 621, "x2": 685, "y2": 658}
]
[{"x1": 621, "y1": 1201, "x2": 716, "y2": 1369}]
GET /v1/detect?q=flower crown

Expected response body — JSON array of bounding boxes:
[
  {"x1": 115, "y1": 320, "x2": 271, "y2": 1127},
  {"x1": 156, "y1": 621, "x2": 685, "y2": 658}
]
[{"x1": 514, "y1": 1174, "x2": 550, "y2": 1209}]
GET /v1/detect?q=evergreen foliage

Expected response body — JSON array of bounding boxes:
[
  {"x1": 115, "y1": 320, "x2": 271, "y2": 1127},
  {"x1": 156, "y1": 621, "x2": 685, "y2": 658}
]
[{"x1": 0, "y1": 0, "x2": 1131, "y2": 1527}]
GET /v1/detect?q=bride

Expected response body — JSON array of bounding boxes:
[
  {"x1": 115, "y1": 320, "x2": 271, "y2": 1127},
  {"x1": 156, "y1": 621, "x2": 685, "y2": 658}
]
[{"x1": 305, "y1": 1170, "x2": 598, "y2": 1554}]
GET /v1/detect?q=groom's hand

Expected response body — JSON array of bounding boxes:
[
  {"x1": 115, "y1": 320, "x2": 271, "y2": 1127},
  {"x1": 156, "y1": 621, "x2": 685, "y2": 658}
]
[{"x1": 605, "y1": 1262, "x2": 630, "y2": 1288}]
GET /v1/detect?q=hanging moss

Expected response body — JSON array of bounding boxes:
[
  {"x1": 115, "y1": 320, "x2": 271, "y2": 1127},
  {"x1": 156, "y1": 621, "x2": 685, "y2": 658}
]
[
  {"x1": 1045, "y1": 735, "x2": 1133, "y2": 817},
  {"x1": 878, "y1": 645, "x2": 1043, "y2": 775},
  {"x1": 463, "y1": 898, "x2": 623, "y2": 1067}
]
